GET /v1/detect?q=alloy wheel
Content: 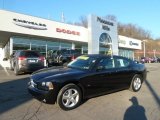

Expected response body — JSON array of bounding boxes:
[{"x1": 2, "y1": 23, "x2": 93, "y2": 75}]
[
  {"x1": 133, "y1": 77, "x2": 142, "y2": 90},
  {"x1": 62, "y1": 88, "x2": 79, "y2": 108}
]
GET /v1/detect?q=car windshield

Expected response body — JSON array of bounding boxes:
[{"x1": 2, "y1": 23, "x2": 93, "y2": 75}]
[{"x1": 67, "y1": 56, "x2": 96, "y2": 70}]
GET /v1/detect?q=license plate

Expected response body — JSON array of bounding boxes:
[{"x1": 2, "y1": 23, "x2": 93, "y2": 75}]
[{"x1": 28, "y1": 60, "x2": 36, "y2": 63}]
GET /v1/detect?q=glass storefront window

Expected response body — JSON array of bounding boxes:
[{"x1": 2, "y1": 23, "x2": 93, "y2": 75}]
[
  {"x1": 31, "y1": 45, "x2": 46, "y2": 56},
  {"x1": 82, "y1": 46, "x2": 88, "y2": 54},
  {"x1": 13, "y1": 37, "x2": 30, "y2": 44},
  {"x1": 31, "y1": 39, "x2": 46, "y2": 45},
  {"x1": 100, "y1": 47, "x2": 109, "y2": 55},
  {"x1": 60, "y1": 42, "x2": 72, "y2": 49},
  {"x1": 11, "y1": 36, "x2": 86, "y2": 58},
  {"x1": 47, "y1": 41, "x2": 60, "y2": 47},
  {"x1": 119, "y1": 49, "x2": 134, "y2": 60},
  {"x1": 13, "y1": 43, "x2": 30, "y2": 51}
]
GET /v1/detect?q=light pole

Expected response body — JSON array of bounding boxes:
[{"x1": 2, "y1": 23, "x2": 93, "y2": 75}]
[
  {"x1": 153, "y1": 49, "x2": 156, "y2": 58},
  {"x1": 142, "y1": 40, "x2": 146, "y2": 58}
]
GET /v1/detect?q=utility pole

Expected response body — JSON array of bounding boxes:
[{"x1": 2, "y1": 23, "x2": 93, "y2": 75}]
[
  {"x1": 61, "y1": 12, "x2": 65, "y2": 23},
  {"x1": 142, "y1": 40, "x2": 146, "y2": 58},
  {"x1": 153, "y1": 49, "x2": 156, "y2": 58}
]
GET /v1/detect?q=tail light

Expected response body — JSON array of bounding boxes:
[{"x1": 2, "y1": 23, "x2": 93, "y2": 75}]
[
  {"x1": 18, "y1": 56, "x2": 26, "y2": 60},
  {"x1": 39, "y1": 56, "x2": 45, "y2": 61},
  {"x1": 71, "y1": 55, "x2": 75, "y2": 61}
]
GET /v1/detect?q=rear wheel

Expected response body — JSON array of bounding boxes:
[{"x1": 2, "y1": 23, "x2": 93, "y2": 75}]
[
  {"x1": 57, "y1": 84, "x2": 82, "y2": 110},
  {"x1": 130, "y1": 74, "x2": 142, "y2": 92}
]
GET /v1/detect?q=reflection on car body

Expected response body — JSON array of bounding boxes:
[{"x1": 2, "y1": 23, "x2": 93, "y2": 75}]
[{"x1": 28, "y1": 54, "x2": 147, "y2": 110}]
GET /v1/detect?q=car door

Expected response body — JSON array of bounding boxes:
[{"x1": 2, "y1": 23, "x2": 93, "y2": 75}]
[
  {"x1": 113, "y1": 56, "x2": 133, "y2": 88},
  {"x1": 81, "y1": 57, "x2": 118, "y2": 97},
  {"x1": 82, "y1": 56, "x2": 133, "y2": 98}
]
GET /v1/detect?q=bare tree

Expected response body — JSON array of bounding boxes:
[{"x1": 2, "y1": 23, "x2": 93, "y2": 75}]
[
  {"x1": 105, "y1": 15, "x2": 117, "y2": 22},
  {"x1": 118, "y1": 23, "x2": 152, "y2": 40},
  {"x1": 79, "y1": 16, "x2": 88, "y2": 28},
  {"x1": 73, "y1": 16, "x2": 88, "y2": 28}
]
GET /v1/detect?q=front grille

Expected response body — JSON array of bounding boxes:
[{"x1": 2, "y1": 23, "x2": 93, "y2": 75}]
[{"x1": 30, "y1": 79, "x2": 37, "y2": 88}]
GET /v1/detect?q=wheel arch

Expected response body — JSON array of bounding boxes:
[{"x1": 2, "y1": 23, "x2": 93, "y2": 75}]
[{"x1": 57, "y1": 80, "x2": 85, "y2": 100}]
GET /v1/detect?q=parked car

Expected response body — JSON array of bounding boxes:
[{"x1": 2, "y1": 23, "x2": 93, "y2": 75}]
[
  {"x1": 10, "y1": 50, "x2": 45, "y2": 75},
  {"x1": 157, "y1": 57, "x2": 160, "y2": 63},
  {"x1": 28, "y1": 54, "x2": 147, "y2": 110},
  {"x1": 46, "y1": 49, "x2": 81, "y2": 67}
]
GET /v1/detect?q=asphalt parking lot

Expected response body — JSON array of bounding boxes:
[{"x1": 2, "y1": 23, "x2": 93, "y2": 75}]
[{"x1": 0, "y1": 63, "x2": 160, "y2": 120}]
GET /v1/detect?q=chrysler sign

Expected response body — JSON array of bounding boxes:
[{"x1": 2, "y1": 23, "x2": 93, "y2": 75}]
[{"x1": 13, "y1": 18, "x2": 47, "y2": 30}]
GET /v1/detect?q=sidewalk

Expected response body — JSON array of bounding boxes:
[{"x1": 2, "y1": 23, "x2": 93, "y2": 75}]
[{"x1": 0, "y1": 59, "x2": 10, "y2": 68}]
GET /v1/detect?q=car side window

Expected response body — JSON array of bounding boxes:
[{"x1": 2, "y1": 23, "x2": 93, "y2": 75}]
[
  {"x1": 115, "y1": 58, "x2": 130, "y2": 68},
  {"x1": 97, "y1": 58, "x2": 115, "y2": 70}
]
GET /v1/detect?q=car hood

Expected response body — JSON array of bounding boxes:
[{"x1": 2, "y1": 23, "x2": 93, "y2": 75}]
[{"x1": 31, "y1": 66, "x2": 86, "y2": 82}]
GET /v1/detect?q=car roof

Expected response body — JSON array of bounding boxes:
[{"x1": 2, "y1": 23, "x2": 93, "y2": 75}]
[{"x1": 83, "y1": 54, "x2": 119, "y2": 58}]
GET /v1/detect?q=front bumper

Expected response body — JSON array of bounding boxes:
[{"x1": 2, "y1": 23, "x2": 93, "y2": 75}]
[{"x1": 28, "y1": 85, "x2": 57, "y2": 103}]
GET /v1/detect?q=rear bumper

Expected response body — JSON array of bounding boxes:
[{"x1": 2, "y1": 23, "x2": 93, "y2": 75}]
[{"x1": 19, "y1": 65, "x2": 44, "y2": 72}]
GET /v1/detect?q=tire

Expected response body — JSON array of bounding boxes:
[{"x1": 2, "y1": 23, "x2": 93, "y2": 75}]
[
  {"x1": 14, "y1": 64, "x2": 19, "y2": 75},
  {"x1": 57, "y1": 83, "x2": 82, "y2": 110},
  {"x1": 130, "y1": 74, "x2": 142, "y2": 92}
]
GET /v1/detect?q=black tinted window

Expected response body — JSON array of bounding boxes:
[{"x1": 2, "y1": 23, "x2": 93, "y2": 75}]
[
  {"x1": 97, "y1": 58, "x2": 115, "y2": 70},
  {"x1": 20, "y1": 51, "x2": 40, "y2": 57}
]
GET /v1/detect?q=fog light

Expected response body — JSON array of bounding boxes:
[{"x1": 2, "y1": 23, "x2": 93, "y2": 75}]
[{"x1": 46, "y1": 82, "x2": 54, "y2": 90}]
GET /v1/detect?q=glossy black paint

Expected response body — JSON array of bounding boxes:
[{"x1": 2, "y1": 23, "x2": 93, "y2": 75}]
[{"x1": 28, "y1": 55, "x2": 147, "y2": 103}]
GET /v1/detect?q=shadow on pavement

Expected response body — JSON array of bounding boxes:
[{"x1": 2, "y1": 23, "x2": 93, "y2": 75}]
[
  {"x1": 0, "y1": 76, "x2": 32, "y2": 114},
  {"x1": 124, "y1": 96, "x2": 147, "y2": 120}
]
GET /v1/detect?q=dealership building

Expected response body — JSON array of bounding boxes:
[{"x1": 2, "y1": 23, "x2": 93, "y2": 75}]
[{"x1": 0, "y1": 10, "x2": 141, "y2": 61}]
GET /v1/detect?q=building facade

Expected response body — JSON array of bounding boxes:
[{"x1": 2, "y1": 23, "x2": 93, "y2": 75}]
[{"x1": 0, "y1": 10, "x2": 141, "y2": 61}]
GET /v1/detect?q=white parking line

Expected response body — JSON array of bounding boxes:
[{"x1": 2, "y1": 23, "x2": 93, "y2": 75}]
[
  {"x1": 0, "y1": 60, "x2": 10, "y2": 76},
  {"x1": 3, "y1": 67, "x2": 10, "y2": 76}
]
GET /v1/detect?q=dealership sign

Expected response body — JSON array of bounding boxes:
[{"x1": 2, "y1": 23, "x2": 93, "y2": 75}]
[
  {"x1": 119, "y1": 40, "x2": 126, "y2": 45},
  {"x1": 119, "y1": 35, "x2": 141, "y2": 50},
  {"x1": 56, "y1": 28, "x2": 80, "y2": 36},
  {"x1": 88, "y1": 15, "x2": 118, "y2": 55},
  {"x1": 13, "y1": 18, "x2": 47, "y2": 30},
  {"x1": 129, "y1": 41, "x2": 139, "y2": 46}
]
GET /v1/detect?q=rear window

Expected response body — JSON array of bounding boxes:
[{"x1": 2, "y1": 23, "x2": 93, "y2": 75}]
[{"x1": 20, "y1": 51, "x2": 40, "y2": 57}]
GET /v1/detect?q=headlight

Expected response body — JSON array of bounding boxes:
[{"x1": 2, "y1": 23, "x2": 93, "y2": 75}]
[{"x1": 38, "y1": 82, "x2": 54, "y2": 91}]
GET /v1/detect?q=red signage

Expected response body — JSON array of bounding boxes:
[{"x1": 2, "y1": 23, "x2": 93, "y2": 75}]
[{"x1": 56, "y1": 28, "x2": 80, "y2": 36}]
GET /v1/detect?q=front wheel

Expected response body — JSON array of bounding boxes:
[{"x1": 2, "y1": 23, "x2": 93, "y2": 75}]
[
  {"x1": 130, "y1": 74, "x2": 142, "y2": 92},
  {"x1": 57, "y1": 84, "x2": 82, "y2": 110}
]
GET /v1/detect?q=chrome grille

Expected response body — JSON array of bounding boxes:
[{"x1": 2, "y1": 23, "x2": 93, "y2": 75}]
[{"x1": 30, "y1": 79, "x2": 37, "y2": 88}]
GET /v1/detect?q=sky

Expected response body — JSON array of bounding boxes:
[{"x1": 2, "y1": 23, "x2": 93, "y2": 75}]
[{"x1": 0, "y1": 0, "x2": 160, "y2": 39}]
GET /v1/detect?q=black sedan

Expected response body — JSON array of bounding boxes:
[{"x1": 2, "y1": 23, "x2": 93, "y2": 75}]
[{"x1": 28, "y1": 55, "x2": 147, "y2": 110}]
